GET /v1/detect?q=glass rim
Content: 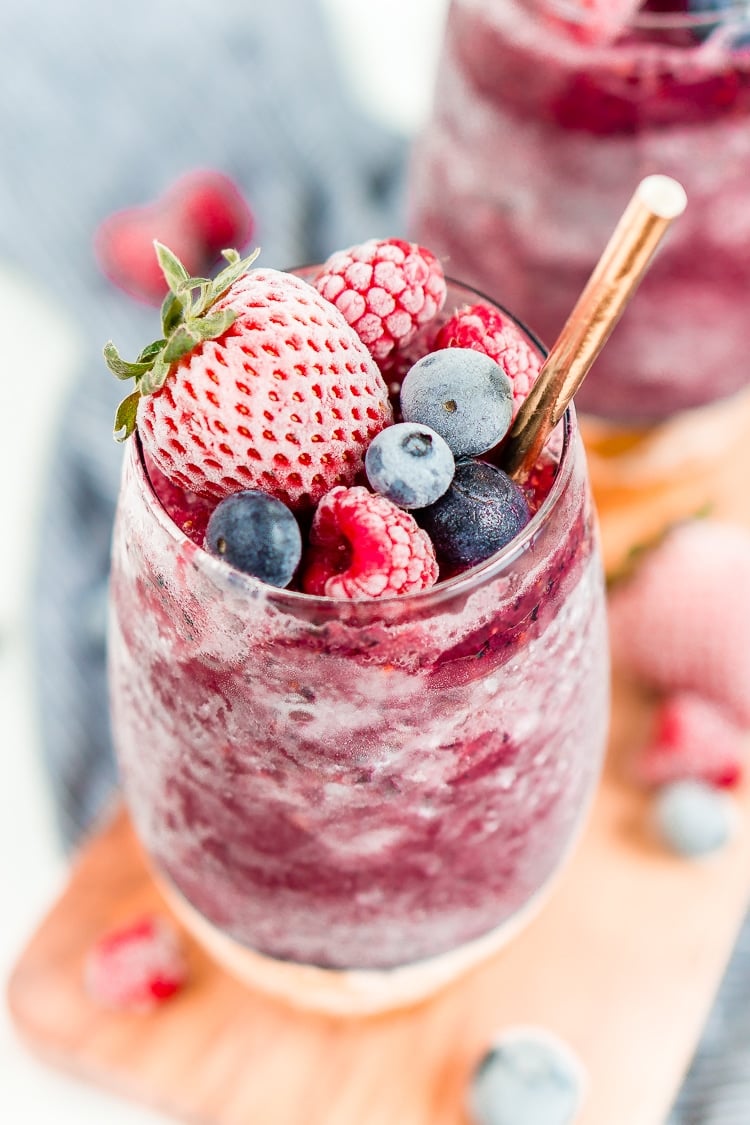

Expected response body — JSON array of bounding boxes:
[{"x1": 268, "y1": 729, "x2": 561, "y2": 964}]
[
  {"x1": 545, "y1": 0, "x2": 749, "y2": 32},
  {"x1": 130, "y1": 275, "x2": 579, "y2": 617}
]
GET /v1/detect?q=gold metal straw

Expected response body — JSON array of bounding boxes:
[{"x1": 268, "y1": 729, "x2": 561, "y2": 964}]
[{"x1": 502, "y1": 174, "x2": 687, "y2": 478}]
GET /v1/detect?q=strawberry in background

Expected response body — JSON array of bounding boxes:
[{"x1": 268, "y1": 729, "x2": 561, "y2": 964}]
[{"x1": 95, "y1": 170, "x2": 254, "y2": 304}]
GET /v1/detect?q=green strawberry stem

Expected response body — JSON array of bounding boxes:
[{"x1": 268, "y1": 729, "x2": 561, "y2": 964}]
[{"x1": 104, "y1": 242, "x2": 260, "y2": 441}]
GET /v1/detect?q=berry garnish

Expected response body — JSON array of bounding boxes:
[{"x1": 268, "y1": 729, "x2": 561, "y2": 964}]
[
  {"x1": 95, "y1": 170, "x2": 254, "y2": 305},
  {"x1": 434, "y1": 304, "x2": 542, "y2": 420},
  {"x1": 608, "y1": 520, "x2": 750, "y2": 726},
  {"x1": 84, "y1": 915, "x2": 188, "y2": 1012},
  {"x1": 365, "y1": 422, "x2": 455, "y2": 509},
  {"x1": 469, "y1": 1028, "x2": 584, "y2": 1125},
  {"x1": 205, "y1": 490, "x2": 302, "y2": 587},
  {"x1": 301, "y1": 485, "x2": 438, "y2": 599},
  {"x1": 653, "y1": 780, "x2": 736, "y2": 858},
  {"x1": 635, "y1": 692, "x2": 746, "y2": 790},
  {"x1": 400, "y1": 348, "x2": 514, "y2": 458},
  {"x1": 417, "y1": 459, "x2": 531, "y2": 571},
  {"x1": 314, "y1": 238, "x2": 447, "y2": 365},
  {"x1": 104, "y1": 244, "x2": 392, "y2": 509}
]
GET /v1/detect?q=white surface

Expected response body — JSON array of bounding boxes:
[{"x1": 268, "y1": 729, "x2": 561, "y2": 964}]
[{"x1": 0, "y1": 6, "x2": 446, "y2": 1122}]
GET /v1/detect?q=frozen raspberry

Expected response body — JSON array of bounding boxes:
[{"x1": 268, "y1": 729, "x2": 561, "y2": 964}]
[
  {"x1": 635, "y1": 692, "x2": 747, "y2": 790},
  {"x1": 609, "y1": 520, "x2": 750, "y2": 726},
  {"x1": 314, "y1": 238, "x2": 447, "y2": 366},
  {"x1": 434, "y1": 304, "x2": 542, "y2": 420},
  {"x1": 84, "y1": 915, "x2": 188, "y2": 1012},
  {"x1": 144, "y1": 451, "x2": 216, "y2": 545},
  {"x1": 301, "y1": 485, "x2": 439, "y2": 599}
]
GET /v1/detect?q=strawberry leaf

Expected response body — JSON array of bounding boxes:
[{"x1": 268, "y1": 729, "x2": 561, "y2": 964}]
[
  {"x1": 139, "y1": 354, "x2": 172, "y2": 396},
  {"x1": 113, "y1": 391, "x2": 141, "y2": 441},
  {"x1": 161, "y1": 291, "x2": 185, "y2": 336},
  {"x1": 155, "y1": 241, "x2": 190, "y2": 295},
  {"x1": 195, "y1": 308, "x2": 237, "y2": 340},
  {"x1": 163, "y1": 323, "x2": 203, "y2": 363},
  {"x1": 104, "y1": 341, "x2": 156, "y2": 381}
]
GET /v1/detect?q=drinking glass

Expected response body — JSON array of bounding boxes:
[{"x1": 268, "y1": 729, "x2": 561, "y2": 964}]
[
  {"x1": 108, "y1": 279, "x2": 610, "y2": 1015},
  {"x1": 409, "y1": 1, "x2": 750, "y2": 569}
]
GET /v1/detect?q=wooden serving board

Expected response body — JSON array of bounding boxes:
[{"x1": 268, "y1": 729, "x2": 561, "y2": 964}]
[{"x1": 8, "y1": 673, "x2": 750, "y2": 1125}]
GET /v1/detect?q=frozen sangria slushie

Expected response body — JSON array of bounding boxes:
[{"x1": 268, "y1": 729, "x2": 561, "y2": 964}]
[
  {"x1": 106, "y1": 240, "x2": 609, "y2": 1013},
  {"x1": 410, "y1": 0, "x2": 750, "y2": 421}
]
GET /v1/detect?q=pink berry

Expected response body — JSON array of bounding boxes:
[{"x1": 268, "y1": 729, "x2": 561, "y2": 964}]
[
  {"x1": 609, "y1": 520, "x2": 750, "y2": 726},
  {"x1": 314, "y1": 238, "x2": 447, "y2": 365},
  {"x1": 301, "y1": 485, "x2": 439, "y2": 600},
  {"x1": 635, "y1": 692, "x2": 746, "y2": 790},
  {"x1": 130, "y1": 267, "x2": 392, "y2": 509},
  {"x1": 84, "y1": 915, "x2": 188, "y2": 1012},
  {"x1": 434, "y1": 303, "x2": 542, "y2": 420},
  {"x1": 95, "y1": 170, "x2": 254, "y2": 305}
]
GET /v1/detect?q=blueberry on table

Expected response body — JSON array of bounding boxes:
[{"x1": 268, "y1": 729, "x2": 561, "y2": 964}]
[
  {"x1": 417, "y1": 459, "x2": 531, "y2": 570},
  {"x1": 400, "y1": 347, "x2": 514, "y2": 458},
  {"x1": 469, "y1": 1029, "x2": 584, "y2": 1125},
  {"x1": 654, "y1": 780, "x2": 736, "y2": 857},
  {"x1": 365, "y1": 422, "x2": 455, "y2": 509},
  {"x1": 205, "y1": 490, "x2": 302, "y2": 587}
]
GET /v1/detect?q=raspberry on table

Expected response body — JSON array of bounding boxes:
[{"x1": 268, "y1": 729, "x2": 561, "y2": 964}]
[
  {"x1": 634, "y1": 692, "x2": 746, "y2": 790},
  {"x1": 435, "y1": 303, "x2": 542, "y2": 420},
  {"x1": 301, "y1": 485, "x2": 439, "y2": 599},
  {"x1": 314, "y1": 238, "x2": 447, "y2": 365},
  {"x1": 84, "y1": 915, "x2": 188, "y2": 1013}
]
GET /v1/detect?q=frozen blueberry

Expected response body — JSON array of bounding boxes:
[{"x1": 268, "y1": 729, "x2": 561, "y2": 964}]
[
  {"x1": 205, "y1": 490, "x2": 301, "y2": 587},
  {"x1": 654, "y1": 780, "x2": 736, "y2": 858},
  {"x1": 365, "y1": 422, "x2": 455, "y2": 509},
  {"x1": 469, "y1": 1029, "x2": 584, "y2": 1125},
  {"x1": 417, "y1": 459, "x2": 531, "y2": 570},
  {"x1": 400, "y1": 348, "x2": 514, "y2": 458}
]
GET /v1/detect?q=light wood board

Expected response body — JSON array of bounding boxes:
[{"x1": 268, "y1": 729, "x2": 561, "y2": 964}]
[{"x1": 8, "y1": 674, "x2": 750, "y2": 1125}]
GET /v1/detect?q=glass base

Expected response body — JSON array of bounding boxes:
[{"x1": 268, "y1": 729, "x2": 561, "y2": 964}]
[{"x1": 155, "y1": 876, "x2": 553, "y2": 1018}]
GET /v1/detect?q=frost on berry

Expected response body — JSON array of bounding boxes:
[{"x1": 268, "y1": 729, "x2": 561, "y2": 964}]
[
  {"x1": 435, "y1": 303, "x2": 542, "y2": 419},
  {"x1": 314, "y1": 238, "x2": 447, "y2": 365},
  {"x1": 84, "y1": 915, "x2": 188, "y2": 1012},
  {"x1": 135, "y1": 268, "x2": 393, "y2": 509},
  {"x1": 301, "y1": 485, "x2": 439, "y2": 600}
]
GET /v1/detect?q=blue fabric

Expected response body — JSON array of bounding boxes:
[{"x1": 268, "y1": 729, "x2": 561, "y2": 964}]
[{"x1": 3, "y1": 2, "x2": 748, "y2": 1120}]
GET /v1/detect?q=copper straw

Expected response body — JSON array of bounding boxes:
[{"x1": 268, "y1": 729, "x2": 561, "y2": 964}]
[{"x1": 502, "y1": 175, "x2": 687, "y2": 478}]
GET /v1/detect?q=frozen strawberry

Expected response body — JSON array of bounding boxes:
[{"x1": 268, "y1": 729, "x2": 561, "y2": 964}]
[
  {"x1": 105, "y1": 245, "x2": 392, "y2": 509},
  {"x1": 635, "y1": 692, "x2": 747, "y2": 789},
  {"x1": 302, "y1": 485, "x2": 439, "y2": 600},
  {"x1": 95, "y1": 170, "x2": 254, "y2": 305},
  {"x1": 314, "y1": 238, "x2": 447, "y2": 366},
  {"x1": 609, "y1": 520, "x2": 750, "y2": 726},
  {"x1": 434, "y1": 303, "x2": 542, "y2": 420},
  {"x1": 84, "y1": 915, "x2": 188, "y2": 1012}
]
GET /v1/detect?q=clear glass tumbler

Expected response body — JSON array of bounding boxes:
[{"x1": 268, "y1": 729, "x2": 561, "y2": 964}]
[
  {"x1": 410, "y1": 0, "x2": 750, "y2": 422},
  {"x1": 108, "y1": 280, "x2": 610, "y2": 1015}
]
